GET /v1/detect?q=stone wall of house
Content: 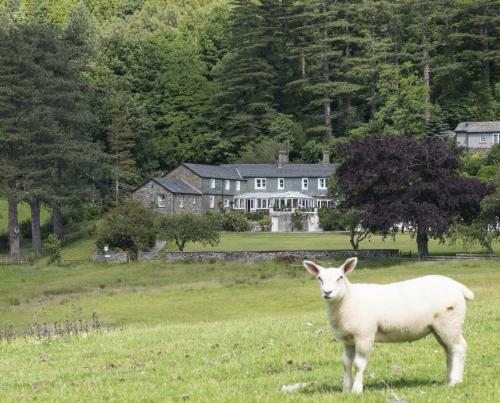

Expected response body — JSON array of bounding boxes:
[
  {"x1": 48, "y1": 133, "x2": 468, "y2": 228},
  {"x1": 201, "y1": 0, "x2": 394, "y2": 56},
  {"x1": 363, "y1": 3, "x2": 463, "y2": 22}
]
[
  {"x1": 133, "y1": 180, "x2": 203, "y2": 215},
  {"x1": 133, "y1": 180, "x2": 174, "y2": 214},
  {"x1": 150, "y1": 249, "x2": 399, "y2": 262},
  {"x1": 166, "y1": 165, "x2": 203, "y2": 190}
]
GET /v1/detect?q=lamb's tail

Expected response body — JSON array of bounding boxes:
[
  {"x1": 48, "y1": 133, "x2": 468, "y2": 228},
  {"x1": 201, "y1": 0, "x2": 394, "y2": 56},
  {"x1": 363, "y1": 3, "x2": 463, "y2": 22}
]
[{"x1": 459, "y1": 283, "x2": 475, "y2": 301}]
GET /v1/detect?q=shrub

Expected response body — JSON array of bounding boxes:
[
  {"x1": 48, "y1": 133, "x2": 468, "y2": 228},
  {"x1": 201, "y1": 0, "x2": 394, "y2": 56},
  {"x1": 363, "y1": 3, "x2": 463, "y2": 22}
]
[
  {"x1": 159, "y1": 213, "x2": 221, "y2": 251},
  {"x1": 291, "y1": 210, "x2": 304, "y2": 231},
  {"x1": 221, "y1": 211, "x2": 250, "y2": 232},
  {"x1": 46, "y1": 234, "x2": 62, "y2": 264},
  {"x1": 19, "y1": 218, "x2": 53, "y2": 240},
  {"x1": 245, "y1": 211, "x2": 266, "y2": 221},
  {"x1": 95, "y1": 200, "x2": 158, "y2": 260},
  {"x1": 258, "y1": 216, "x2": 271, "y2": 231}
]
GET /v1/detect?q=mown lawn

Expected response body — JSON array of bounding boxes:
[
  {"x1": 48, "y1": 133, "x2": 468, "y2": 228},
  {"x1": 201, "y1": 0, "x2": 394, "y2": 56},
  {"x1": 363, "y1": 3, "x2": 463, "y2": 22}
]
[
  {"x1": 165, "y1": 231, "x2": 500, "y2": 256},
  {"x1": 0, "y1": 259, "x2": 498, "y2": 401}
]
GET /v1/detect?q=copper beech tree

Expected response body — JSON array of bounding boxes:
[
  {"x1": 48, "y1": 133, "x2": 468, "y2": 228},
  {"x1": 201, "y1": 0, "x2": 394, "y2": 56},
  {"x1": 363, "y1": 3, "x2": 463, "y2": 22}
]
[{"x1": 335, "y1": 136, "x2": 491, "y2": 257}]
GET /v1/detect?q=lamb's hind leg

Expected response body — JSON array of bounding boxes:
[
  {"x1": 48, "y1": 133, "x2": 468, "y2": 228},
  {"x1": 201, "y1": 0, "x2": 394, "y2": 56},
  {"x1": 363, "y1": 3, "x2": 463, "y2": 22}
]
[
  {"x1": 432, "y1": 307, "x2": 468, "y2": 385},
  {"x1": 342, "y1": 345, "x2": 355, "y2": 392}
]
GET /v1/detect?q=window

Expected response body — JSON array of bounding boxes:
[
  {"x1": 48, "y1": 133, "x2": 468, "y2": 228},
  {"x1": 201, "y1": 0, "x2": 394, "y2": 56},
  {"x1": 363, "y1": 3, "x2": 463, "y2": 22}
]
[
  {"x1": 318, "y1": 178, "x2": 327, "y2": 189},
  {"x1": 179, "y1": 195, "x2": 184, "y2": 208},
  {"x1": 210, "y1": 178, "x2": 216, "y2": 188},
  {"x1": 494, "y1": 134, "x2": 500, "y2": 145},
  {"x1": 278, "y1": 178, "x2": 284, "y2": 189},
  {"x1": 193, "y1": 197, "x2": 196, "y2": 205},
  {"x1": 157, "y1": 194, "x2": 166, "y2": 208},
  {"x1": 302, "y1": 178, "x2": 308, "y2": 190},
  {"x1": 236, "y1": 181, "x2": 240, "y2": 191},
  {"x1": 480, "y1": 134, "x2": 486, "y2": 143},
  {"x1": 225, "y1": 180, "x2": 230, "y2": 190},
  {"x1": 224, "y1": 199, "x2": 230, "y2": 208},
  {"x1": 209, "y1": 196, "x2": 215, "y2": 208},
  {"x1": 255, "y1": 178, "x2": 267, "y2": 189}
]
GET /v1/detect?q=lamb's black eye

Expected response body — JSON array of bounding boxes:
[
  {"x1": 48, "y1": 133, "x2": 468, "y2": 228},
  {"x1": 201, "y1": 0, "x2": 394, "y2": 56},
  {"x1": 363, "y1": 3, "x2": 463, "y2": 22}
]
[{"x1": 337, "y1": 275, "x2": 343, "y2": 281}]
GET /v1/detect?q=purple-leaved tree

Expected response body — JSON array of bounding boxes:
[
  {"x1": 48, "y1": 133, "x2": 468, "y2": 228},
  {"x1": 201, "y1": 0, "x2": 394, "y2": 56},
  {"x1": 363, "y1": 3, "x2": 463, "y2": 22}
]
[{"x1": 335, "y1": 136, "x2": 491, "y2": 256}]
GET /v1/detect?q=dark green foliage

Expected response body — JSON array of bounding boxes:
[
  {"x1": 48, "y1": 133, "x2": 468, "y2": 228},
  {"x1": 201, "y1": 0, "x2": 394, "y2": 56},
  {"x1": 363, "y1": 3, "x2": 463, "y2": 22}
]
[
  {"x1": 159, "y1": 214, "x2": 221, "y2": 251},
  {"x1": 220, "y1": 211, "x2": 250, "y2": 232},
  {"x1": 291, "y1": 210, "x2": 304, "y2": 231},
  {"x1": 46, "y1": 234, "x2": 62, "y2": 264},
  {"x1": 95, "y1": 200, "x2": 158, "y2": 259}
]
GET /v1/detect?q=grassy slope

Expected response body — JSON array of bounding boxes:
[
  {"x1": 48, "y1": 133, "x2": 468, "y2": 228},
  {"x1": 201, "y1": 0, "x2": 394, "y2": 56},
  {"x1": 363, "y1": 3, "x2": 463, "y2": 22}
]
[
  {"x1": 0, "y1": 259, "x2": 499, "y2": 401},
  {"x1": 0, "y1": 199, "x2": 50, "y2": 233}
]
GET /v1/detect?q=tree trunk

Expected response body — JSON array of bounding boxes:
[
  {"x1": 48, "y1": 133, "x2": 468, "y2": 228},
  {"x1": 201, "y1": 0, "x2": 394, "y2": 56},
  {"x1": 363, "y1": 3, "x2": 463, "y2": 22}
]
[
  {"x1": 29, "y1": 197, "x2": 42, "y2": 256},
  {"x1": 416, "y1": 227, "x2": 429, "y2": 257},
  {"x1": 8, "y1": 195, "x2": 20, "y2": 257},
  {"x1": 349, "y1": 228, "x2": 359, "y2": 250},
  {"x1": 422, "y1": 30, "x2": 430, "y2": 123},
  {"x1": 53, "y1": 203, "x2": 64, "y2": 241},
  {"x1": 321, "y1": 1, "x2": 332, "y2": 138}
]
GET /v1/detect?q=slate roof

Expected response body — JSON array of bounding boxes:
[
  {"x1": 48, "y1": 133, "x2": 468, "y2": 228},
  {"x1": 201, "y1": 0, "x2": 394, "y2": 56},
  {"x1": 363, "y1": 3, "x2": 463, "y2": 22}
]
[
  {"x1": 221, "y1": 163, "x2": 336, "y2": 178},
  {"x1": 153, "y1": 178, "x2": 202, "y2": 195},
  {"x1": 182, "y1": 163, "x2": 243, "y2": 180},
  {"x1": 455, "y1": 122, "x2": 500, "y2": 133}
]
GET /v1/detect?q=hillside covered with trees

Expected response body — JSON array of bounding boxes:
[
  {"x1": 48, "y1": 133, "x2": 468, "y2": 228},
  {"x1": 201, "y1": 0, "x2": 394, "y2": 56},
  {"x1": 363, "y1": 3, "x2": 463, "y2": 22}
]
[{"x1": 0, "y1": 0, "x2": 499, "y2": 255}]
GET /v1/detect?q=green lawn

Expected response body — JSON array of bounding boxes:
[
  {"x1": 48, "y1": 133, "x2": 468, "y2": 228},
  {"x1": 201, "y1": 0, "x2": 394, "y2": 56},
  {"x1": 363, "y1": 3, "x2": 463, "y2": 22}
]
[
  {"x1": 0, "y1": 259, "x2": 499, "y2": 401},
  {"x1": 0, "y1": 198, "x2": 50, "y2": 233},
  {"x1": 164, "y1": 231, "x2": 498, "y2": 256}
]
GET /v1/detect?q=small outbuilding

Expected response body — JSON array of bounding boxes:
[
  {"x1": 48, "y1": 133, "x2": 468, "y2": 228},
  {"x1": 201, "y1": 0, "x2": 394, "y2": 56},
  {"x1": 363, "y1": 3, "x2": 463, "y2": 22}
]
[
  {"x1": 133, "y1": 177, "x2": 203, "y2": 215},
  {"x1": 455, "y1": 121, "x2": 500, "y2": 150}
]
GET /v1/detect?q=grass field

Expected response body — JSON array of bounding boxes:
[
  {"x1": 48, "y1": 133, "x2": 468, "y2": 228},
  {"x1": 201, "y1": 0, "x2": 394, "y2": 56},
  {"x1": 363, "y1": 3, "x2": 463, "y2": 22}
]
[
  {"x1": 0, "y1": 258, "x2": 499, "y2": 401},
  {"x1": 0, "y1": 199, "x2": 50, "y2": 232},
  {"x1": 165, "y1": 231, "x2": 499, "y2": 256}
]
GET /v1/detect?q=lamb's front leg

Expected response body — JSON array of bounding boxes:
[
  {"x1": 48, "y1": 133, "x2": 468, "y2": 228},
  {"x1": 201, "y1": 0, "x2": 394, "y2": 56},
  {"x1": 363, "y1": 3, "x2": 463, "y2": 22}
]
[
  {"x1": 342, "y1": 345, "x2": 355, "y2": 392},
  {"x1": 351, "y1": 340, "x2": 373, "y2": 393}
]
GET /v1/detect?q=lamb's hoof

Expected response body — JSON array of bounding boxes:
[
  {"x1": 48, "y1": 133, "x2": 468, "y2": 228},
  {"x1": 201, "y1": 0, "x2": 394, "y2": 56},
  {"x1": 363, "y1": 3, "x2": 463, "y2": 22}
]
[{"x1": 448, "y1": 379, "x2": 463, "y2": 386}]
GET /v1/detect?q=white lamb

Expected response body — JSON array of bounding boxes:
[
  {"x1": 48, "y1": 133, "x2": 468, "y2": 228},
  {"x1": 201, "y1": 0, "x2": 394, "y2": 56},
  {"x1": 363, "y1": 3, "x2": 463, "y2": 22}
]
[{"x1": 303, "y1": 258, "x2": 474, "y2": 393}]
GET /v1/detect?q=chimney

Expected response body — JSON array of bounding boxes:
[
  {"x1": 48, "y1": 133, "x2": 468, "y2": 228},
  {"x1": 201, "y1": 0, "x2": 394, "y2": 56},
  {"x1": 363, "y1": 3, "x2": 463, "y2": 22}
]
[
  {"x1": 322, "y1": 150, "x2": 330, "y2": 164},
  {"x1": 278, "y1": 150, "x2": 289, "y2": 168}
]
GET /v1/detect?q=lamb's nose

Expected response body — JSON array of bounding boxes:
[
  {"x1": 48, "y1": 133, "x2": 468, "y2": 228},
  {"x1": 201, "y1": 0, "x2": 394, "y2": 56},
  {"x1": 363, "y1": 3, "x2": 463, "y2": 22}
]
[{"x1": 323, "y1": 291, "x2": 332, "y2": 297}]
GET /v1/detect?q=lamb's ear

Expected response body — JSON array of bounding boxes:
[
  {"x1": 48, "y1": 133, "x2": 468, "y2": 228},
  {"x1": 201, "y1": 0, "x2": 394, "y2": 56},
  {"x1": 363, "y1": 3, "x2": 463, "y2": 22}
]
[
  {"x1": 340, "y1": 257, "x2": 358, "y2": 275},
  {"x1": 303, "y1": 260, "x2": 321, "y2": 276}
]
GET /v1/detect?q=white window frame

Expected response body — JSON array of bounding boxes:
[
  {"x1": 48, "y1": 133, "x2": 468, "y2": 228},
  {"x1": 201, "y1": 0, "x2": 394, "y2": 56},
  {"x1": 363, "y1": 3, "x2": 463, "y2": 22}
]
[
  {"x1": 278, "y1": 178, "x2": 284, "y2": 190},
  {"x1": 209, "y1": 196, "x2": 215, "y2": 208},
  {"x1": 225, "y1": 180, "x2": 230, "y2": 190},
  {"x1": 480, "y1": 134, "x2": 486, "y2": 143},
  {"x1": 302, "y1": 178, "x2": 308, "y2": 190},
  {"x1": 493, "y1": 133, "x2": 500, "y2": 145},
  {"x1": 255, "y1": 178, "x2": 267, "y2": 189},
  {"x1": 318, "y1": 178, "x2": 327, "y2": 190},
  {"x1": 210, "y1": 178, "x2": 216, "y2": 188},
  {"x1": 193, "y1": 197, "x2": 196, "y2": 205},
  {"x1": 157, "y1": 194, "x2": 166, "y2": 208},
  {"x1": 223, "y1": 199, "x2": 230, "y2": 208},
  {"x1": 179, "y1": 195, "x2": 184, "y2": 208},
  {"x1": 236, "y1": 181, "x2": 240, "y2": 191}
]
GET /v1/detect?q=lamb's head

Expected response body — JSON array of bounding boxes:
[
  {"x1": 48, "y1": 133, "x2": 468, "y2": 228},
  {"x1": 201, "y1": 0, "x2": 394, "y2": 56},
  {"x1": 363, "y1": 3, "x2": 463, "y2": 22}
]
[{"x1": 303, "y1": 258, "x2": 358, "y2": 301}]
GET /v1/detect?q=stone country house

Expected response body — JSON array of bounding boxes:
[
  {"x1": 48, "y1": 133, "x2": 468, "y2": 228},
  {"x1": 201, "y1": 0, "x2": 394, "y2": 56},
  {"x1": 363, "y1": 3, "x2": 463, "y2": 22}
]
[
  {"x1": 455, "y1": 121, "x2": 500, "y2": 150},
  {"x1": 133, "y1": 151, "x2": 336, "y2": 231}
]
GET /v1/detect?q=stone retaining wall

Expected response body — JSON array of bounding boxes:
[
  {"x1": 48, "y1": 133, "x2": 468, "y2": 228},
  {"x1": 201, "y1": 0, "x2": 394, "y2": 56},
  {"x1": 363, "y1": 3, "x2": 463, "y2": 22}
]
[
  {"x1": 93, "y1": 251, "x2": 130, "y2": 263},
  {"x1": 151, "y1": 249, "x2": 399, "y2": 262}
]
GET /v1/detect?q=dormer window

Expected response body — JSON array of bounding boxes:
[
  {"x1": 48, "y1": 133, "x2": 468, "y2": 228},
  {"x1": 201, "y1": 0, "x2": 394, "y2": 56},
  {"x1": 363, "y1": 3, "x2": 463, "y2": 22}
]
[
  {"x1": 210, "y1": 178, "x2": 216, "y2": 188},
  {"x1": 302, "y1": 178, "x2": 308, "y2": 190},
  {"x1": 255, "y1": 178, "x2": 267, "y2": 189}
]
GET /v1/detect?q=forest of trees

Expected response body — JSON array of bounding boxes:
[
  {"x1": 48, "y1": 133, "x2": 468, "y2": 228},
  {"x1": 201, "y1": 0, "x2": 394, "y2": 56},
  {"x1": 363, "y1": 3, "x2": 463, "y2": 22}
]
[{"x1": 0, "y1": 0, "x2": 499, "y2": 255}]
